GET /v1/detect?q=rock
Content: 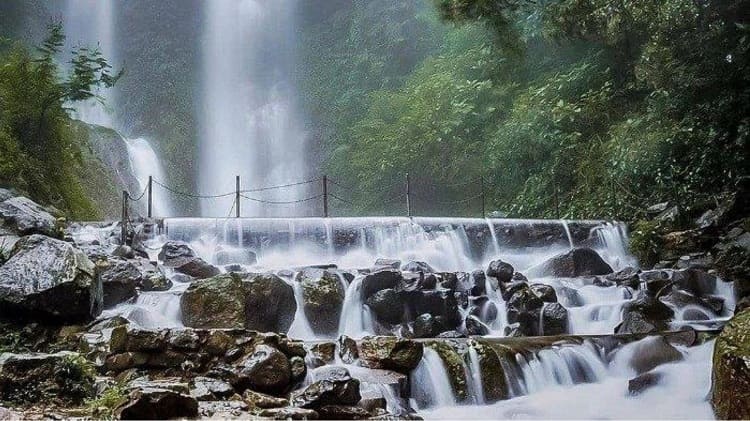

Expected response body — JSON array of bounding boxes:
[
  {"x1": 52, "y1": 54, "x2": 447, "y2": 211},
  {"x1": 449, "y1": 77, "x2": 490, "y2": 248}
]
[
  {"x1": 616, "y1": 291, "x2": 674, "y2": 334},
  {"x1": 673, "y1": 269, "x2": 717, "y2": 297},
  {"x1": 605, "y1": 267, "x2": 640, "y2": 289},
  {"x1": 540, "y1": 303, "x2": 568, "y2": 336},
  {"x1": 424, "y1": 341, "x2": 469, "y2": 401},
  {"x1": 412, "y1": 313, "x2": 441, "y2": 338},
  {"x1": 625, "y1": 336, "x2": 683, "y2": 375},
  {"x1": 215, "y1": 248, "x2": 257, "y2": 266},
  {"x1": 112, "y1": 245, "x2": 135, "y2": 259},
  {"x1": 191, "y1": 377, "x2": 234, "y2": 401},
  {"x1": 244, "y1": 273, "x2": 297, "y2": 334},
  {"x1": 402, "y1": 261, "x2": 434, "y2": 273},
  {"x1": 558, "y1": 286, "x2": 583, "y2": 307},
  {"x1": 181, "y1": 274, "x2": 246, "y2": 329},
  {"x1": 157, "y1": 241, "x2": 195, "y2": 262},
  {"x1": 318, "y1": 405, "x2": 370, "y2": 419},
  {"x1": 374, "y1": 258, "x2": 401, "y2": 269},
  {"x1": 0, "y1": 196, "x2": 58, "y2": 237},
  {"x1": 365, "y1": 288, "x2": 404, "y2": 325},
  {"x1": 486, "y1": 259, "x2": 514, "y2": 283},
  {"x1": 116, "y1": 387, "x2": 199, "y2": 420},
  {"x1": 290, "y1": 367, "x2": 360, "y2": 408},
  {"x1": 172, "y1": 257, "x2": 220, "y2": 279},
  {"x1": 471, "y1": 270, "x2": 487, "y2": 296},
  {"x1": 167, "y1": 329, "x2": 200, "y2": 350},
  {"x1": 301, "y1": 271, "x2": 346, "y2": 335},
  {"x1": 290, "y1": 356, "x2": 307, "y2": 382},
  {"x1": 0, "y1": 235, "x2": 101, "y2": 322},
  {"x1": 500, "y1": 280, "x2": 528, "y2": 301},
  {"x1": 628, "y1": 371, "x2": 664, "y2": 395},
  {"x1": 338, "y1": 335, "x2": 359, "y2": 364},
  {"x1": 712, "y1": 309, "x2": 750, "y2": 419},
  {"x1": 98, "y1": 258, "x2": 142, "y2": 308},
  {"x1": 464, "y1": 315, "x2": 489, "y2": 336},
  {"x1": 243, "y1": 389, "x2": 289, "y2": 409},
  {"x1": 407, "y1": 289, "x2": 461, "y2": 328},
  {"x1": 646, "y1": 202, "x2": 670, "y2": 214},
  {"x1": 235, "y1": 344, "x2": 291, "y2": 395},
  {"x1": 0, "y1": 351, "x2": 94, "y2": 404},
  {"x1": 307, "y1": 342, "x2": 336, "y2": 368},
  {"x1": 109, "y1": 325, "x2": 167, "y2": 353},
  {"x1": 536, "y1": 248, "x2": 613, "y2": 277},
  {"x1": 530, "y1": 284, "x2": 558, "y2": 302},
  {"x1": 468, "y1": 340, "x2": 508, "y2": 402},
  {"x1": 359, "y1": 337, "x2": 423, "y2": 373},
  {"x1": 140, "y1": 273, "x2": 172, "y2": 291},
  {"x1": 258, "y1": 407, "x2": 319, "y2": 419},
  {"x1": 361, "y1": 269, "x2": 402, "y2": 298},
  {"x1": 505, "y1": 285, "x2": 544, "y2": 335}
]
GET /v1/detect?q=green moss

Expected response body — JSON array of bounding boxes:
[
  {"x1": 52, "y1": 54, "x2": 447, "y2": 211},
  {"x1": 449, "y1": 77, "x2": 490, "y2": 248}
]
[
  {"x1": 712, "y1": 309, "x2": 750, "y2": 419},
  {"x1": 86, "y1": 383, "x2": 129, "y2": 420},
  {"x1": 426, "y1": 341, "x2": 469, "y2": 402}
]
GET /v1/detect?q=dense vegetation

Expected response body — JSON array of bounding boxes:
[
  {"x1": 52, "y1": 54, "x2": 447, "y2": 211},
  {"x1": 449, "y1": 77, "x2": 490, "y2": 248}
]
[
  {"x1": 300, "y1": 0, "x2": 750, "y2": 220},
  {"x1": 0, "y1": 22, "x2": 121, "y2": 217}
]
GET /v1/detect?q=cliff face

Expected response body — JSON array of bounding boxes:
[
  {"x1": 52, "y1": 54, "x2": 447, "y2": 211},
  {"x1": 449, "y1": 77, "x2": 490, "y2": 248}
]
[{"x1": 712, "y1": 309, "x2": 750, "y2": 419}]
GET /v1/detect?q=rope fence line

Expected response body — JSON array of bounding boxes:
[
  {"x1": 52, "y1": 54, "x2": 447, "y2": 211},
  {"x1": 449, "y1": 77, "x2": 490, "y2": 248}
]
[{"x1": 120, "y1": 172, "x2": 497, "y2": 229}]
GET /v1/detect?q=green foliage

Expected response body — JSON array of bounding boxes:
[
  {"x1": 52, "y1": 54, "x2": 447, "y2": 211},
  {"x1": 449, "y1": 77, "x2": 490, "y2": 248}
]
[
  {"x1": 87, "y1": 383, "x2": 129, "y2": 420},
  {"x1": 302, "y1": 0, "x2": 749, "y2": 220},
  {"x1": 629, "y1": 219, "x2": 663, "y2": 267},
  {"x1": 0, "y1": 21, "x2": 120, "y2": 218},
  {"x1": 55, "y1": 354, "x2": 96, "y2": 404}
]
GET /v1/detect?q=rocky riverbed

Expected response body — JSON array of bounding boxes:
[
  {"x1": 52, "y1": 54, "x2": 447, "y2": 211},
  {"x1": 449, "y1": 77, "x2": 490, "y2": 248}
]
[{"x1": 1, "y1": 186, "x2": 749, "y2": 419}]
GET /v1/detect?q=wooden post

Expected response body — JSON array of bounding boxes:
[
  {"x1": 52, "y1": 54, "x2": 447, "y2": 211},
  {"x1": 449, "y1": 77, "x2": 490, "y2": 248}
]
[
  {"x1": 147, "y1": 176, "x2": 153, "y2": 218},
  {"x1": 236, "y1": 175, "x2": 241, "y2": 218},
  {"x1": 406, "y1": 173, "x2": 411, "y2": 217},
  {"x1": 322, "y1": 175, "x2": 329, "y2": 218},
  {"x1": 121, "y1": 190, "x2": 129, "y2": 244},
  {"x1": 481, "y1": 175, "x2": 486, "y2": 218}
]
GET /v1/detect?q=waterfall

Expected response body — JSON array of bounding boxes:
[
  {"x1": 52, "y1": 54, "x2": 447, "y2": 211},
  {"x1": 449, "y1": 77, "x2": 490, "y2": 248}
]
[
  {"x1": 410, "y1": 348, "x2": 456, "y2": 409},
  {"x1": 124, "y1": 138, "x2": 172, "y2": 217},
  {"x1": 199, "y1": 0, "x2": 309, "y2": 217}
]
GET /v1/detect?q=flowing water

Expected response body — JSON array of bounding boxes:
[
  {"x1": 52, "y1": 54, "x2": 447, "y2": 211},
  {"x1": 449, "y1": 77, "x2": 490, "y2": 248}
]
[{"x1": 199, "y1": 0, "x2": 310, "y2": 217}]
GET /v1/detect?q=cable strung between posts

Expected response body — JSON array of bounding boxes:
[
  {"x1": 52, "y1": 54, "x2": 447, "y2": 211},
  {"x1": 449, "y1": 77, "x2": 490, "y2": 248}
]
[
  {"x1": 239, "y1": 193, "x2": 323, "y2": 205},
  {"x1": 127, "y1": 183, "x2": 149, "y2": 202},
  {"x1": 441, "y1": 175, "x2": 485, "y2": 189},
  {"x1": 329, "y1": 193, "x2": 355, "y2": 205},
  {"x1": 240, "y1": 178, "x2": 321, "y2": 193},
  {"x1": 226, "y1": 197, "x2": 237, "y2": 218},
  {"x1": 430, "y1": 193, "x2": 485, "y2": 205},
  {"x1": 152, "y1": 179, "x2": 236, "y2": 199}
]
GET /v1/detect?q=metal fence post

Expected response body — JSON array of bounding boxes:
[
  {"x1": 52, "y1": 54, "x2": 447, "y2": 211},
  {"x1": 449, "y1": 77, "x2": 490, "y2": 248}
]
[
  {"x1": 406, "y1": 173, "x2": 411, "y2": 217},
  {"x1": 481, "y1": 175, "x2": 486, "y2": 218},
  {"x1": 121, "y1": 190, "x2": 129, "y2": 244},
  {"x1": 322, "y1": 175, "x2": 329, "y2": 218},
  {"x1": 236, "y1": 175, "x2": 241, "y2": 218},
  {"x1": 147, "y1": 176, "x2": 153, "y2": 218}
]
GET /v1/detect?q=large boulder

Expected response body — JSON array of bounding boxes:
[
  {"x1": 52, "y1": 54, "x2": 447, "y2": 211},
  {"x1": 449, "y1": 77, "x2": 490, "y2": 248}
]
[
  {"x1": 359, "y1": 337, "x2": 423, "y2": 373},
  {"x1": 468, "y1": 340, "x2": 508, "y2": 403},
  {"x1": 505, "y1": 284, "x2": 544, "y2": 336},
  {"x1": 116, "y1": 387, "x2": 199, "y2": 419},
  {"x1": 300, "y1": 270, "x2": 345, "y2": 335},
  {"x1": 539, "y1": 303, "x2": 568, "y2": 336},
  {"x1": 158, "y1": 240, "x2": 219, "y2": 279},
  {"x1": 0, "y1": 235, "x2": 101, "y2": 322},
  {"x1": 486, "y1": 260, "x2": 514, "y2": 283},
  {"x1": 290, "y1": 367, "x2": 361, "y2": 408},
  {"x1": 180, "y1": 274, "x2": 246, "y2": 329},
  {"x1": 712, "y1": 309, "x2": 750, "y2": 419},
  {"x1": 98, "y1": 258, "x2": 143, "y2": 308},
  {"x1": 0, "y1": 351, "x2": 95, "y2": 405},
  {"x1": 158, "y1": 241, "x2": 195, "y2": 262},
  {"x1": 535, "y1": 248, "x2": 613, "y2": 277},
  {"x1": 365, "y1": 288, "x2": 404, "y2": 325},
  {"x1": 361, "y1": 269, "x2": 402, "y2": 298},
  {"x1": 235, "y1": 344, "x2": 292, "y2": 395},
  {"x1": 244, "y1": 273, "x2": 297, "y2": 333},
  {"x1": 616, "y1": 292, "x2": 674, "y2": 334},
  {"x1": 621, "y1": 336, "x2": 683, "y2": 375},
  {"x1": 406, "y1": 289, "x2": 462, "y2": 328},
  {"x1": 0, "y1": 196, "x2": 58, "y2": 237}
]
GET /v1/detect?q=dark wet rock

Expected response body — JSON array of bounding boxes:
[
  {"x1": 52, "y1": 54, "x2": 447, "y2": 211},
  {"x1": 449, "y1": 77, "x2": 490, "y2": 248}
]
[
  {"x1": 181, "y1": 274, "x2": 246, "y2": 329},
  {"x1": 616, "y1": 312, "x2": 660, "y2": 334},
  {"x1": 464, "y1": 315, "x2": 489, "y2": 336},
  {"x1": 626, "y1": 336, "x2": 683, "y2": 375},
  {"x1": 471, "y1": 270, "x2": 487, "y2": 296},
  {"x1": 215, "y1": 248, "x2": 257, "y2": 266},
  {"x1": 437, "y1": 330, "x2": 466, "y2": 338},
  {"x1": 338, "y1": 335, "x2": 359, "y2": 364},
  {"x1": 98, "y1": 258, "x2": 142, "y2": 308},
  {"x1": 530, "y1": 284, "x2": 558, "y2": 303},
  {"x1": 243, "y1": 389, "x2": 289, "y2": 409},
  {"x1": 470, "y1": 298, "x2": 499, "y2": 325},
  {"x1": 359, "y1": 337, "x2": 423, "y2": 373},
  {"x1": 307, "y1": 342, "x2": 336, "y2": 368},
  {"x1": 362, "y1": 269, "x2": 402, "y2": 298},
  {"x1": 402, "y1": 261, "x2": 434, "y2": 273},
  {"x1": 558, "y1": 286, "x2": 583, "y2": 307},
  {"x1": 469, "y1": 340, "x2": 508, "y2": 403},
  {"x1": 536, "y1": 248, "x2": 613, "y2": 277},
  {"x1": 300, "y1": 270, "x2": 346, "y2": 335},
  {"x1": 0, "y1": 235, "x2": 101, "y2": 322},
  {"x1": 628, "y1": 371, "x2": 664, "y2": 395},
  {"x1": 112, "y1": 244, "x2": 135, "y2": 259},
  {"x1": 116, "y1": 387, "x2": 199, "y2": 420},
  {"x1": 374, "y1": 258, "x2": 401, "y2": 269},
  {"x1": 259, "y1": 407, "x2": 319, "y2": 419},
  {"x1": 424, "y1": 341, "x2": 468, "y2": 401},
  {"x1": 140, "y1": 273, "x2": 172, "y2": 292},
  {"x1": 87, "y1": 315, "x2": 130, "y2": 333},
  {"x1": 244, "y1": 273, "x2": 297, "y2": 333},
  {"x1": 291, "y1": 366, "x2": 361, "y2": 408},
  {"x1": 167, "y1": 329, "x2": 200, "y2": 350},
  {"x1": 605, "y1": 267, "x2": 640, "y2": 289},
  {"x1": 172, "y1": 256, "x2": 221, "y2": 279},
  {"x1": 500, "y1": 280, "x2": 528, "y2": 301},
  {"x1": 506, "y1": 285, "x2": 543, "y2": 323},
  {"x1": 486, "y1": 259, "x2": 514, "y2": 283},
  {"x1": 0, "y1": 351, "x2": 94, "y2": 404},
  {"x1": 170, "y1": 273, "x2": 194, "y2": 283},
  {"x1": 235, "y1": 344, "x2": 292, "y2": 395},
  {"x1": 675, "y1": 253, "x2": 714, "y2": 270},
  {"x1": 407, "y1": 289, "x2": 461, "y2": 328},
  {"x1": 0, "y1": 196, "x2": 58, "y2": 237},
  {"x1": 191, "y1": 377, "x2": 234, "y2": 401},
  {"x1": 109, "y1": 325, "x2": 167, "y2": 353},
  {"x1": 318, "y1": 405, "x2": 370, "y2": 419},
  {"x1": 540, "y1": 303, "x2": 568, "y2": 336},
  {"x1": 616, "y1": 291, "x2": 674, "y2": 334},
  {"x1": 157, "y1": 241, "x2": 195, "y2": 262},
  {"x1": 712, "y1": 309, "x2": 750, "y2": 420},
  {"x1": 365, "y1": 288, "x2": 404, "y2": 325},
  {"x1": 412, "y1": 313, "x2": 441, "y2": 338},
  {"x1": 673, "y1": 269, "x2": 717, "y2": 297},
  {"x1": 641, "y1": 270, "x2": 674, "y2": 296},
  {"x1": 290, "y1": 356, "x2": 307, "y2": 382}
]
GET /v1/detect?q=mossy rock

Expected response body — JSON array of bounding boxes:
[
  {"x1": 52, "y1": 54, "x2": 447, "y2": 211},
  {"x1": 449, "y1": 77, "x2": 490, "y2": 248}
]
[
  {"x1": 425, "y1": 341, "x2": 469, "y2": 402},
  {"x1": 712, "y1": 309, "x2": 750, "y2": 419},
  {"x1": 469, "y1": 339, "x2": 508, "y2": 403}
]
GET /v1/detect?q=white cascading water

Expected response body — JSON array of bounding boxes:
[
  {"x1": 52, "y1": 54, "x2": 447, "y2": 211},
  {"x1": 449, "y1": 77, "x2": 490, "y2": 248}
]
[
  {"x1": 63, "y1": 0, "x2": 172, "y2": 217},
  {"x1": 409, "y1": 347, "x2": 457, "y2": 410},
  {"x1": 199, "y1": 0, "x2": 310, "y2": 217}
]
